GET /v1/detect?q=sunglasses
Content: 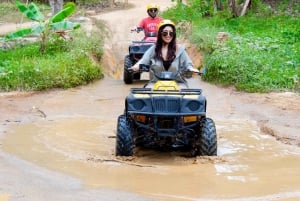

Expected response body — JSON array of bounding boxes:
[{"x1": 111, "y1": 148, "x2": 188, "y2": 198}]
[
  {"x1": 149, "y1": 8, "x2": 158, "y2": 12},
  {"x1": 161, "y1": 31, "x2": 174, "y2": 37}
]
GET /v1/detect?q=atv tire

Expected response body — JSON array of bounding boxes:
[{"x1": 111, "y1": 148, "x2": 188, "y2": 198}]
[
  {"x1": 123, "y1": 55, "x2": 134, "y2": 84},
  {"x1": 133, "y1": 72, "x2": 141, "y2": 80},
  {"x1": 116, "y1": 115, "x2": 134, "y2": 156},
  {"x1": 197, "y1": 118, "x2": 217, "y2": 156}
]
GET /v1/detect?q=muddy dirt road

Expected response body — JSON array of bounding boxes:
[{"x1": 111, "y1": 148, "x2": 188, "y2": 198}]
[{"x1": 1, "y1": 0, "x2": 300, "y2": 201}]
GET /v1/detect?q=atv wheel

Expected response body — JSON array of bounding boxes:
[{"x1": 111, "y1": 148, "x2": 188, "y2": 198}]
[
  {"x1": 197, "y1": 118, "x2": 217, "y2": 156},
  {"x1": 133, "y1": 72, "x2": 141, "y2": 80},
  {"x1": 116, "y1": 115, "x2": 134, "y2": 156},
  {"x1": 123, "y1": 55, "x2": 133, "y2": 84}
]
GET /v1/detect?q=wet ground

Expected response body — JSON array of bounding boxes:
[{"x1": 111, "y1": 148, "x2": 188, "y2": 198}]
[
  {"x1": 1, "y1": 76, "x2": 300, "y2": 201},
  {"x1": 1, "y1": 0, "x2": 300, "y2": 201}
]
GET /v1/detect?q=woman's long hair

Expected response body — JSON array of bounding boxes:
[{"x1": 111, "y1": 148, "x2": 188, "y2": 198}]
[{"x1": 155, "y1": 25, "x2": 177, "y2": 61}]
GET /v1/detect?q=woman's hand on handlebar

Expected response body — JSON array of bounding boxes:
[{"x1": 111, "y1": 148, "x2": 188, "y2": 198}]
[
  {"x1": 183, "y1": 66, "x2": 201, "y2": 78},
  {"x1": 130, "y1": 65, "x2": 139, "y2": 71},
  {"x1": 188, "y1": 67, "x2": 200, "y2": 73}
]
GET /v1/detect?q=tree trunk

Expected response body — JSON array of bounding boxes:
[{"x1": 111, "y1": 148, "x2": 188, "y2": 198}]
[
  {"x1": 228, "y1": 0, "x2": 238, "y2": 17},
  {"x1": 215, "y1": 0, "x2": 223, "y2": 11},
  {"x1": 240, "y1": 0, "x2": 251, "y2": 16},
  {"x1": 49, "y1": 0, "x2": 64, "y2": 15}
]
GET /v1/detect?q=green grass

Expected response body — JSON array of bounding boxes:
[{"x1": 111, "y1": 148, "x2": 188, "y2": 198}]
[
  {"x1": 162, "y1": 1, "x2": 300, "y2": 93},
  {"x1": 195, "y1": 16, "x2": 300, "y2": 92},
  {"x1": 1, "y1": 1, "x2": 299, "y2": 93},
  {"x1": 0, "y1": 30, "x2": 104, "y2": 91}
]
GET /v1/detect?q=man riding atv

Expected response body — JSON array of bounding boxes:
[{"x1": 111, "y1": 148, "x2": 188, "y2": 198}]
[
  {"x1": 134, "y1": 3, "x2": 163, "y2": 40},
  {"x1": 124, "y1": 4, "x2": 164, "y2": 84}
]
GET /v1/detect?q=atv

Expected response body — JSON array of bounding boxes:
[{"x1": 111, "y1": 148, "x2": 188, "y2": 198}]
[
  {"x1": 123, "y1": 28, "x2": 156, "y2": 84},
  {"x1": 116, "y1": 65, "x2": 217, "y2": 156}
]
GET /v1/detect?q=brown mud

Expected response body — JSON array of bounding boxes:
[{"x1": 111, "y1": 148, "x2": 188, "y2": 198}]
[{"x1": 0, "y1": 0, "x2": 300, "y2": 201}]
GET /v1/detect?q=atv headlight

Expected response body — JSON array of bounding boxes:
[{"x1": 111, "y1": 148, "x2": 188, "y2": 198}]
[
  {"x1": 181, "y1": 96, "x2": 206, "y2": 114},
  {"x1": 127, "y1": 94, "x2": 152, "y2": 112},
  {"x1": 132, "y1": 99, "x2": 145, "y2": 110},
  {"x1": 187, "y1": 100, "x2": 200, "y2": 111}
]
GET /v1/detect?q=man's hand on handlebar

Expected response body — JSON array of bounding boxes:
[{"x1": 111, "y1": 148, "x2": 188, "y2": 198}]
[
  {"x1": 131, "y1": 27, "x2": 144, "y2": 33},
  {"x1": 137, "y1": 27, "x2": 143, "y2": 33}
]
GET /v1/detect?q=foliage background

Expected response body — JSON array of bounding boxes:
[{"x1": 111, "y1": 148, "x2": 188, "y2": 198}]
[
  {"x1": 0, "y1": 0, "x2": 299, "y2": 92},
  {"x1": 164, "y1": 0, "x2": 300, "y2": 92},
  {"x1": 0, "y1": 30, "x2": 103, "y2": 91}
]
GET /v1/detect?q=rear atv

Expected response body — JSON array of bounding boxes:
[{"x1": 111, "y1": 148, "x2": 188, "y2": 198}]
[
  {"x1": 116, "y1": 66, "x2": 217, "y2": 156},
  {"x1": 123, "y1": 30, "x2": 156, "y2": 84}
]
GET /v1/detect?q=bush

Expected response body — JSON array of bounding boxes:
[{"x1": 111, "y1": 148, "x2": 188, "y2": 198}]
[
  {"x1": 202, "y1": 30, "x2": 300, "y2": 92},
  {"x1": 169, "y1": 2, "x2": 300, "y2": 92},
  {"x1": 0, "y1": 30, "x2": 104, "y2": 91}
]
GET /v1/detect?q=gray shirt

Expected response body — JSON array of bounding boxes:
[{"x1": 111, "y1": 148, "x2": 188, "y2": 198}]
[{"x1": 137, "y1": 44, "x2": 194, "y2": 81}]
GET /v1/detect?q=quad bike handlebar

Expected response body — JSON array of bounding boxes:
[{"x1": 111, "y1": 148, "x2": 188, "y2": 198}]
[
  {"x1": 131, "y1": 27, "x2": 157, "y2": 37},
  {"x1": 131, "y1": 27, "x2": 144, "y2": 33},
  {"x1": 138, "y1": 64, "x2": 202, "y2": 78},
  {"x1": 135, "y1": 64, "x2": 202, "y2": 86}
]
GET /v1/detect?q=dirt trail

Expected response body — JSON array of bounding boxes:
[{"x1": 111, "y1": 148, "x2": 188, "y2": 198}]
[
  {"x1": 94, "y1": 0, "x2": 300, "y2": 147},
  {"x1": 0, "y1": 0, "x2": 300, "y2": 201}
]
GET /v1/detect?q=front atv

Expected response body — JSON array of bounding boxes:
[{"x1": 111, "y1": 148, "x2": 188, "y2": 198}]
[{"x1": 116, "y1": 67, "x2": 217, "y2": 156}]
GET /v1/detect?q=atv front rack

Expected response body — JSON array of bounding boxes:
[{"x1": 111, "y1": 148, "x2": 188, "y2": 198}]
[{"x1": 130, "y1": 88, "x2": 202, "y2": 95}]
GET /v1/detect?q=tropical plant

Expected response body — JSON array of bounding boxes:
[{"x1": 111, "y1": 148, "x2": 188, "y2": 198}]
[{"x1": 5, "y1": 0, "x2": 80, "y2": 53}]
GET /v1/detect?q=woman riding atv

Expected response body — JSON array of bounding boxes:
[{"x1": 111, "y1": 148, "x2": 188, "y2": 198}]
[
  {"x1": 131, "y1": 19, "x2": 200, "y2": 82},
  {"x1": 117, "y1": 20, "x2": 217, "y2": 157},
  {"x1": 135, "y1": 3, "x2": 163, "y2": 40}
]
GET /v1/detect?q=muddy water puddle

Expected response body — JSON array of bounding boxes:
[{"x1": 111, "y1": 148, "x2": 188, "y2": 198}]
[{"x1": 1, "y1": 116, "x2": 300, "y2": 201}]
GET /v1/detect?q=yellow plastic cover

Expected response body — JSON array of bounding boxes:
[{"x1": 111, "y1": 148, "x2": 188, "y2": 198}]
[{"x1": 153, "y1": 81, "x2": 179, "y2": 91}]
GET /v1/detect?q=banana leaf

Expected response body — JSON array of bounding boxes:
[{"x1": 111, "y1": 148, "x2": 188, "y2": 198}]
[
  {"x1": 51, "y1": 2, "x2": 76, "y2": 23},
  {"x1": 50, "y1": 21, "x2": 80, "y2": 31},
  {"x1": 31, "y1": 24, "x2": 45, "y2": 35},
  {"x1": 6, "y1": 28, "x2": 33, "y2": 39},
  {"x1": 16, "y1": 0, "x2": 44, "y2": 22}
]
